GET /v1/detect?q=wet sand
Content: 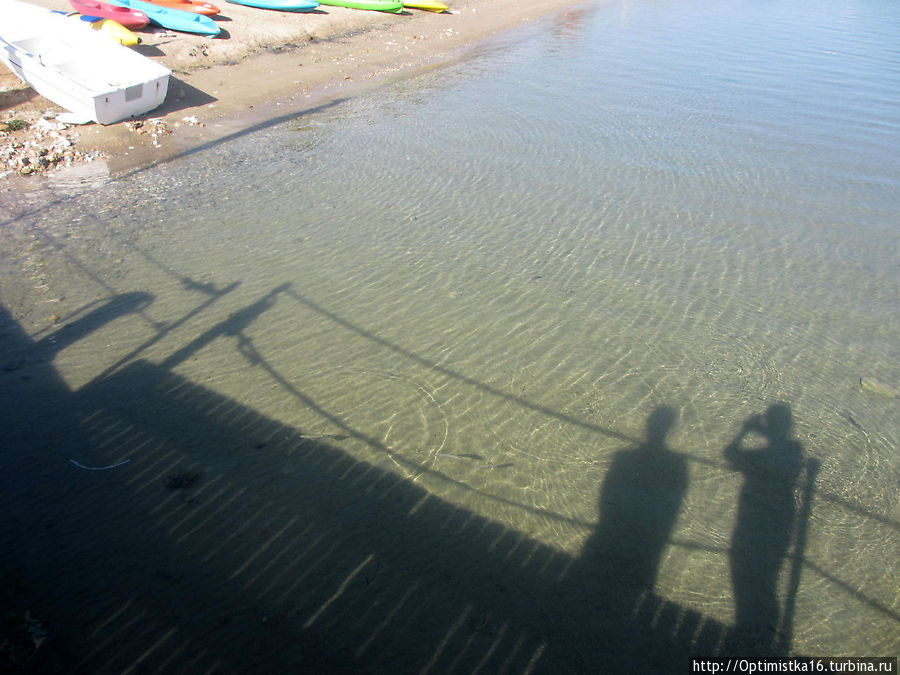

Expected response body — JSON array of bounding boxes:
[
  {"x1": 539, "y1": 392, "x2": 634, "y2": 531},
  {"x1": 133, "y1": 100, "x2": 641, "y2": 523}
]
[{"x1": 1, "y1": 0, "x2": 588, "y2": 175}]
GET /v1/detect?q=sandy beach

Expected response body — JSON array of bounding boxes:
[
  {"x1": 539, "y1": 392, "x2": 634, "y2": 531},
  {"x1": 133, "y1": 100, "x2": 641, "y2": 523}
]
[{"x1": 1, "y1": 0, "x2": 584, "y2": 176}]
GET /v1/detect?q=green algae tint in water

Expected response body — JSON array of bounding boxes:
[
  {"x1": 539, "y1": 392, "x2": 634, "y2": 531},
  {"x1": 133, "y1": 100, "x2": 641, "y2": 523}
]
[{"x1": 0, "y1": 0, "x2": 897, "y2": 670}]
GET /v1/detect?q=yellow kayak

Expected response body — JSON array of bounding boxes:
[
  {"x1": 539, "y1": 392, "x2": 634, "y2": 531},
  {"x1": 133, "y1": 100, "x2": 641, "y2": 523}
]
[
  {"x1": 63, "y1": 12, "x2": 142, "y2": 46},
  {"x1": 403, "y1": 0, "x2": 448, "y2": 11}
]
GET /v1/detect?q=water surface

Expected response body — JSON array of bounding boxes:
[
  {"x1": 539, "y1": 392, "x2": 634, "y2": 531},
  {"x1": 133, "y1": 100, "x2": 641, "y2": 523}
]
[{"x1": 1, "y1": 0, "x2": 897, "y2": 669}]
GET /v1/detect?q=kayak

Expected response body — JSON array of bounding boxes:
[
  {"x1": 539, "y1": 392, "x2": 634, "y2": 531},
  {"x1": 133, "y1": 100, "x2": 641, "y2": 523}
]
[
  {"x1": 54, "y1": 10, "x2": 141, "y2": 45},
  {"x1": 316, "y1": 0, "x2": 402, "y2": 12},
  {"x1": 142, "y1": 0, "x2": 220, "y2": 15},
  {"x1": 68, "y1": 0, "x2": 150, "y2": 28},
  {"x1": 106, "y1": 0, "x2": 221, "y2": 34},
  {"x1": 403, "y1": 0, "x2": 447, "y2": 11},
  {"x1": 226, "y1": 0, "x2": 318, "y2": 11}
]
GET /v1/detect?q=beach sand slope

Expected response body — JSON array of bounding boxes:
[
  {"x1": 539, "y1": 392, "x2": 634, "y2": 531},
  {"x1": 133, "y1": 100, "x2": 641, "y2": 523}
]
[{"x1": 1, "y1": 0, "x2": 589, "y2": 176}]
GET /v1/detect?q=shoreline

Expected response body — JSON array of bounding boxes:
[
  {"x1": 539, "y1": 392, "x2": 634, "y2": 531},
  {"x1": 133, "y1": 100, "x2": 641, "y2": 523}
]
[{"x1": 1, "y1": 0, "x2": 586, "y2": 179}]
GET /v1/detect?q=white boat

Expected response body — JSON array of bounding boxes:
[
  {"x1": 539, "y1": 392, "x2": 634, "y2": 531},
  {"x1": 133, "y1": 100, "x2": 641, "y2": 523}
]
[{"x1": 0, "y1": 0, "x2": 171, "y2": 124}]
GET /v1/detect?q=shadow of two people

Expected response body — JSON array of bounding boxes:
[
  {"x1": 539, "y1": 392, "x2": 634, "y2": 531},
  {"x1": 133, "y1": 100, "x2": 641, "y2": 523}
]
[{"x1": 576, "y1": 403, "x2": 806, "y2": 655}]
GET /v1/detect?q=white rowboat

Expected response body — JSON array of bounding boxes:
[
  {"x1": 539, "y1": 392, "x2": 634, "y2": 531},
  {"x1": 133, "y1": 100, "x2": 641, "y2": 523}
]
[{"x1": 0, "y1": 0, "x2": 171, "y2": 124}]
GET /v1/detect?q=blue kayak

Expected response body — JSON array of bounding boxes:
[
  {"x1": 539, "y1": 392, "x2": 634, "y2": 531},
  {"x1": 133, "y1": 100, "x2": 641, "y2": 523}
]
[
  {"x1": 226, "y1": 0, "x2": 318, "y2": 10},
  {"x1": 106, "y1": 0, "x2": 220, "y2": 34}
]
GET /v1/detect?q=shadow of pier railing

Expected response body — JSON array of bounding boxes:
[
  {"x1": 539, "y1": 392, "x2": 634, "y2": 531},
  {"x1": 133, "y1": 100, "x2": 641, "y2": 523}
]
[
  {"x1": 3, "y1": 285, "x2": 891, "y2": 673},
  {"x1": 13, "y1": 356, "x2": 741, "y2": 674},
  {"x1": 0, "y1": 293, "x2": 748, "y2": 674}
]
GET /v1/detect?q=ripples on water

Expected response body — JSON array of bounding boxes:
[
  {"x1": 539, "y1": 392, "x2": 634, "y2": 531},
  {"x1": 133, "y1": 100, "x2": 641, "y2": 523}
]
[{"x1": 0, "y1": 0, "x2": 897, "y2": 667}]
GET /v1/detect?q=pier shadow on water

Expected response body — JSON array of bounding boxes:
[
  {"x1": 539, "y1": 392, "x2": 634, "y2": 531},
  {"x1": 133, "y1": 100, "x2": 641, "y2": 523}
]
[{"x1": 0, "y1": 286, "x2": 818, "y2": 673}]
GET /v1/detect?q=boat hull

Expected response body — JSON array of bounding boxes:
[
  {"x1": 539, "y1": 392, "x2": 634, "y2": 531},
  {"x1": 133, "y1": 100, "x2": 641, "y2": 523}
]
[{"x1": 0, "y1": 0, "x2": 171, "y2": 124}]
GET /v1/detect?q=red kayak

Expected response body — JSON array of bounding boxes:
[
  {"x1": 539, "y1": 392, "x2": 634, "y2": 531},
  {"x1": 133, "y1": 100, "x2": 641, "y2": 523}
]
[
  {"x1": 141, "y1": 0, "x2": 220, "y2": 15},
  {"x1": 68, "y1": 0, "x2": 150, "y2": 27}
]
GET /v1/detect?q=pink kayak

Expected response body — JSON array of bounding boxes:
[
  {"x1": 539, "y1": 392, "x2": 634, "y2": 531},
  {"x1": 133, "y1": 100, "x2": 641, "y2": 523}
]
[
  {"x1": 68, "y1": 0, "x2": 150, "y2": 28},
  {"x1": 141, "y1": 0, "x2": 220, "y2": 16}
]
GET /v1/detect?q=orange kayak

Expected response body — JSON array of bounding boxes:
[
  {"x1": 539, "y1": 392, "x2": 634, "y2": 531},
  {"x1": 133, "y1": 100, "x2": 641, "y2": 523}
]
[{"x1": 140, "y1": 0, "x2": 220, "y2": 15}]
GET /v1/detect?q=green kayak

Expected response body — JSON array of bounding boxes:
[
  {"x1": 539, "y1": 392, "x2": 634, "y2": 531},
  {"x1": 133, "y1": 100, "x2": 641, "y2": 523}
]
[{"x1": 317, "y1": 0, "x2": 403, "y2": 11}]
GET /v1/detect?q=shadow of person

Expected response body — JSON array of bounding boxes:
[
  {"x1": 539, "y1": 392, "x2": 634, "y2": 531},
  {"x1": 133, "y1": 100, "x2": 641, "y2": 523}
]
[
  {"x1": 579, "y1": 406, "x2": 688, "y2": 615},
  {"x1": 725, "y1": 403, "x2": 803, "y2": 653}
]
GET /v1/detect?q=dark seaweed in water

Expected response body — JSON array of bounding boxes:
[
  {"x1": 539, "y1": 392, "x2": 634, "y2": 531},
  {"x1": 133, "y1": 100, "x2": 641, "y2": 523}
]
[
  {"x1": 0, "y1": 609, "x2": 46, "y2": 668},
  {"x1": 166, "y1": 471, "x2": 202, "y2": 489}
]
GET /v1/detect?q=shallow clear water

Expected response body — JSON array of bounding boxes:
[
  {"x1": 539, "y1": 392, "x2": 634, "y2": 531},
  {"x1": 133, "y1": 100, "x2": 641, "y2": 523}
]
[{"x1": 1, "y1": 0, "x2": 898, "y2": 668}]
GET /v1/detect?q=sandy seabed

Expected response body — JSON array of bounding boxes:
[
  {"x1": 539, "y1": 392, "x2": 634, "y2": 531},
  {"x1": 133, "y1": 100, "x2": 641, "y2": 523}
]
[{"x1": 1, "y1": 0, "x2": 587, "y2": 177}]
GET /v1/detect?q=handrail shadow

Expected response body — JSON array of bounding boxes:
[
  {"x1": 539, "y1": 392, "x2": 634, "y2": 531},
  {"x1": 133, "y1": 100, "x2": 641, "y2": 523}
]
[
  {"x1": 0, "y1": 293, "x2": 728, "y2": 673},
  {"x1": 1, "y1": 285, "x2": 896, "y2": 673}
]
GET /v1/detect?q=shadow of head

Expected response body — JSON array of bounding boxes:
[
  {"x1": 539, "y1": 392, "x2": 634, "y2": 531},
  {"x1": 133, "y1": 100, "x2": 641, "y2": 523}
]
[
  {"x1": 645, "y1": 405, "x2": 677, "y2": 446},
  {"x1": 761, "y1": 403, "x2": 793, "y2": 439}
]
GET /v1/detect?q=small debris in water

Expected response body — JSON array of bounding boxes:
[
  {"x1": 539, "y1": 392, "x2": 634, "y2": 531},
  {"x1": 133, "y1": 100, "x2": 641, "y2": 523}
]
[
  {"x1": 859, "y1": 377, "x2": 898, "y2": 398},
  {"x1": 843, "y1": 411, "x2": 871, "y2": 439},
  {"x1": 0, "y1": 609, "x2": 47, "y2": 667},
  {"x1": 844, "y1": 412, "x2": 863, "y2": 430},
  {"x1": 437, "y1": 452, "x2": 486, "y2": 461},
  {"x1": 298, "y1": 433, "x2": 350, "y2": 442},
  {"x1": 69, "y1": 458, "x2": 131, "y2": 470},
  {"x1": 436, "y1": 452, "x2": 513, "y2": 470},
  {"x1": 166, "y1": 470, "x2": 202, "y2": 489}
]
